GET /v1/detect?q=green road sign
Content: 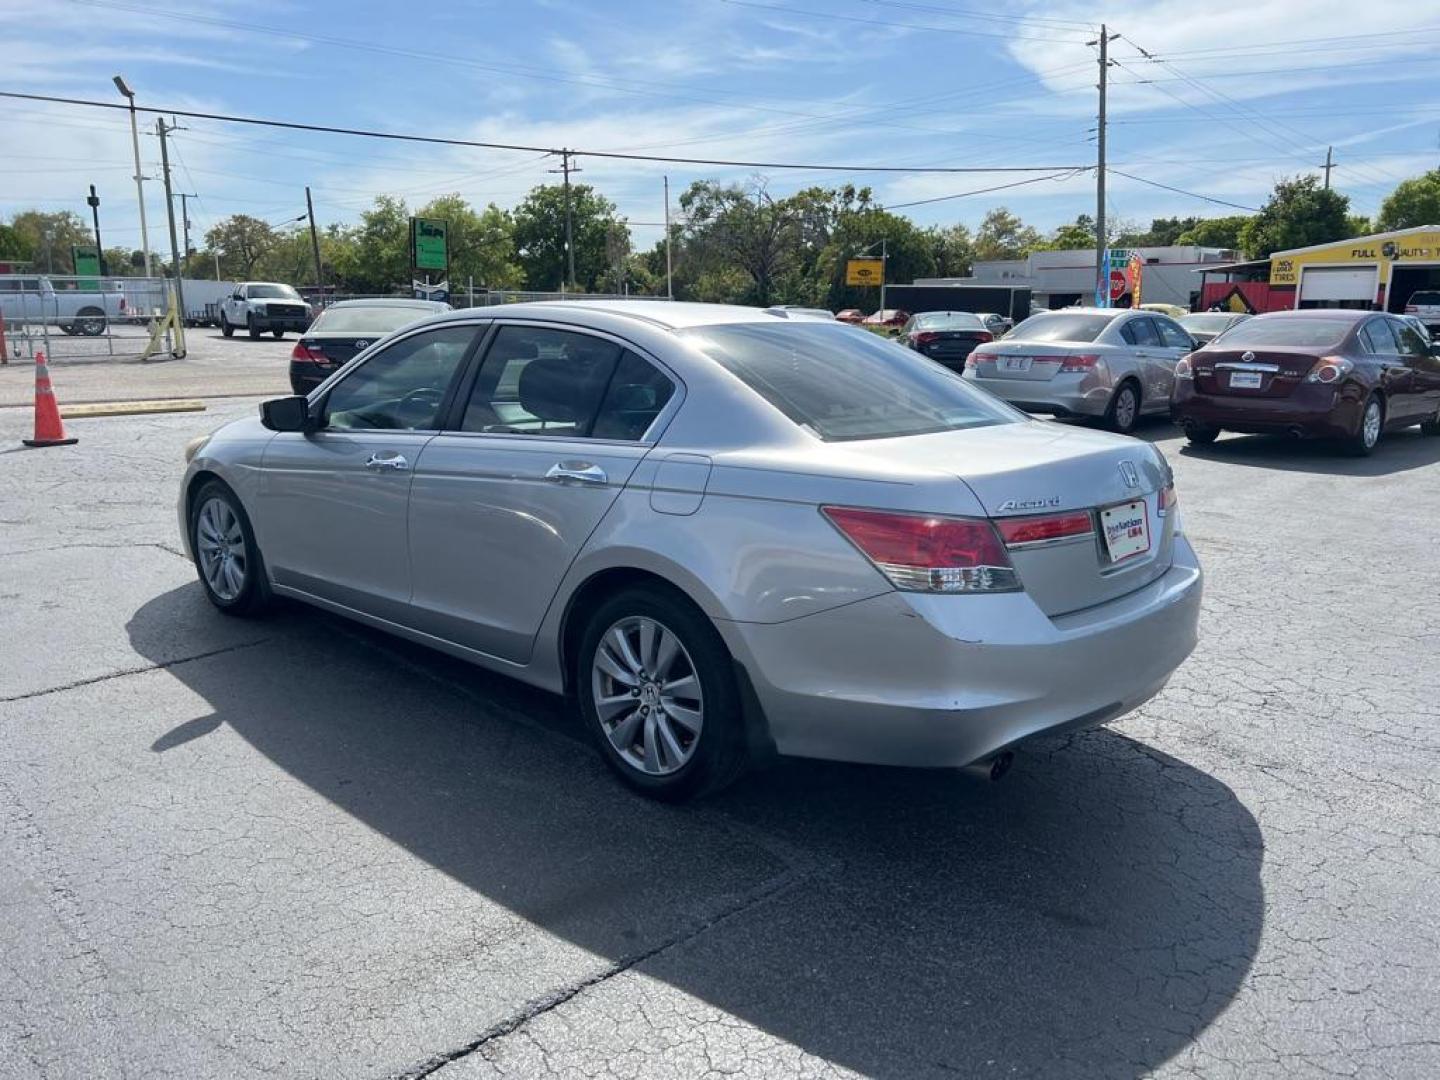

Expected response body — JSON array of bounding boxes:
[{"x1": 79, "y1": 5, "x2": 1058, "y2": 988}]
[
  {"x1": 72, "y1": 244, "x2": 102, "y2": 287},
  {"x1": 412, "y1": 218, "x2": 448, "y2": 273}
]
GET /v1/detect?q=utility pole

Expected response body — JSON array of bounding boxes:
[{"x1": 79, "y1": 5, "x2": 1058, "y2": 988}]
[
  {"x1": 1092, "y1": 24, "x2": 1112, "y2": 307},
  {"x1": 113, "y1": 76, "x2": 152, "y2": 278},
  {"x1": 663, "y1": 175, "x2": 674, "y2": 300},
  {"x1": 881, "y1": 236, "x2": 888, "y2": 314},
  {"x1": 155, "y1": 117, "x2": 187, "y2": 356},
  {"x1": 86, "y1": 184, "x2": 106, "y2": 275},
  {"x1": 549, "y1": 150, "x2": 580, "y2": 292},
  {"x1": 305, "y1": 186, "x2": 324, "y2": 291},
  {"x1": 176, "y1": 193, "x2": 198, "y2": 266},
  {"x1": 1322, "y1": 146, "x2": 1334, "y2": 190}
]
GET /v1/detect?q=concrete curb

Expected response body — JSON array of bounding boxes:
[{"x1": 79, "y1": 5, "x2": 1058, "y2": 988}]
[{"x1": 61, "y1": 400, "x2": 207, "y2": 418}]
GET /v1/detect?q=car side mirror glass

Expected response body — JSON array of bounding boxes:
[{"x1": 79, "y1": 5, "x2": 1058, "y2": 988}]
[{"x1": 260, "y1": 395, "x2": 313, "y2": 432}]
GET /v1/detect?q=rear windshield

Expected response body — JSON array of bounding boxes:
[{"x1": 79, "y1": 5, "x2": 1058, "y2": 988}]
[
  {"x1": 1409, "y1": 291, "x2": 1440, "y2": 305},
  {"x1": 680, "y1": 322, "x2": 1021, "y2": 442},
  {"x1": 312, "y1": 305, "x2": 438, "y2": 333},
  {"x1": 914, "y1": 312, "x2": 985, "y2": 329},
  {"x1": 1008, "y1": 311, "x2": 1115, "y2": 343},
  {"x1": 1215, "y1": 318, "x2": 1350, "y2": 349},
  {"x1": 250, "y1": 284, "x2": 302, "y2": 300},
  {"x1": 1180, "y1": 313, "x2": 1239, "y2": 332}
]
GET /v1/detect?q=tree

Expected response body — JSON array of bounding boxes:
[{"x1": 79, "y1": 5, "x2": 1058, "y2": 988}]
[
  {"x1": 1040, "y1": 214, "x2": 1099, "y2": 251},
  {"x1": 674, "y1": 179, "x2": 803, "y2": 306},
  {"x1": 1175, "y1": 215, "x2": 1250, "y2": 250},
  {"x1": 1115, "y1": 216, "x2": 1202, "y2": 248},
  {"x1": 416, "y1": 194, "x2": 523, "y2": 291},
  {"x1": 512, "y1": 183, "x2": 624, "y2": 292},
  {"x1": 1238, "y1": 176, "x2": 1351, "y2": 259},
  {"x1": 925, "y1": 223, "x2": 973, "y2": 278},
  {"x1": 331, "y1": 196, "x2": 409, "y2": 293},
  {"x1": 1376, "y1": 169, "x2": 1440, "y2": 232},
  {"x1": 820, "y1": 207, "x2": 935, "y2": 311},
  {"x1": 205, "y1": 214, "x2": 278, "y2": 279},
  {"x1": 6, "y1": 210, "x2": 91, "y2": 274},
  {"x1": 0, "y1": 223, "x2": 34, "y2": 263},
  {"x1": 973, "y1": 208, "x2": 1044, "y2": 261}
]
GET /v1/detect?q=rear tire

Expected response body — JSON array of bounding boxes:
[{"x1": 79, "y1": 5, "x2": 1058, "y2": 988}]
[
  {"x1": 576, "y1": 585, "x2": 747, "y2": 802},
  {"x1": 1421, "y1": 405, "x2": 1440, "y2": 436},
  {"x1": 220, "y1": 313, "x2": 234, "y2": 337},
  {"x1": 1345, "y1": 393, "x2": 1383, "y2": 457},
  {"x1": 76, "y1": 307, "x2": 106, "y2": 336},
  {"x1": 272, "y1": 329, "x2": 285, "y2": 339},
  {"x1": 1183, "y1": 423, "x2": 1220, "y2": 445},
  {"x1": 189, "y1": 481, "x2": 272, "y2": 616},
  {"x1": 1104, "y1": 381, "x2": 1142, "y2": 434}
]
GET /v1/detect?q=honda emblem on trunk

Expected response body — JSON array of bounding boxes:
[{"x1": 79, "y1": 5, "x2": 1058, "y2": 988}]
[
  {"x1": 355, "y1": 340, "x2": 370, "y2": 349},
  {"x1": 1119, "y1": 460, "x2": 1140, "y2": 489}
]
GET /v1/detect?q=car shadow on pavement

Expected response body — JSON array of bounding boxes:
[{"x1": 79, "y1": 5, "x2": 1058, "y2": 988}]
[
  {"x1": 130, "y1": 584, "x2": 1264, "y2": 1079},
  {"x1": 1178, "y1": 427, "x2": 1440, "y2": 476}
]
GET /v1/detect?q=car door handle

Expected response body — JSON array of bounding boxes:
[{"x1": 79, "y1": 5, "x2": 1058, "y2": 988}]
[
  {"x1": 545, "y1": 461, "x2": 607, "y2": 486},
  {"x1": 365, "y1": 452, "x2": 408, "y2": 471}
]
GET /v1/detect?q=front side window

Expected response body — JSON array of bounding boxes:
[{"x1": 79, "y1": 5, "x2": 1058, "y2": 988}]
[
  {"x1": 323, "y1": 325, "x2": 476, "y2": 430},
  {"x1": 461, "y1": 325, "x2": 622, "y2": 437},
  {"x1": 680, "y1": 322, "x2": 1020, "y2": 442}
]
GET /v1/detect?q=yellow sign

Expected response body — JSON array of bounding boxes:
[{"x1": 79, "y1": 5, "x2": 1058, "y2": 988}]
[
  {"x1": 846, "y1": 258, "x2": 884, "y2": 287},
  {"x1": 1269, "y1": 229, "x2": 1440, "y2": 287}
]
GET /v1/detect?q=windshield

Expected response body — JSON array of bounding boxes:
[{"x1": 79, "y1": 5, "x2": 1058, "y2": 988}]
[
  {"x1": 1008, "y1": 311, "x2": 1115, "y2": 343},
  {"x1": 311, "y1": 305, "x2": 438, "y2": 333},
  {"x1": 914, "y1": 312, "x2": 984, "y2": 330},
  {"x1": 1215, "y1": 318, "x2": 1350, "y2": 349},
  {"x1": 680, "y1": 322, "x2": 1021, "y2": 442},
  {"x1": 1180, "y1": 314, "x2": 1239, "y2": 332},
  {"x1": 250, "y1": 284, "x2": 302, "y2": 300}
]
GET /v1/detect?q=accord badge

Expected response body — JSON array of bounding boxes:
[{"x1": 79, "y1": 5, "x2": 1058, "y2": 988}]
[{"x1": 997, "y1": 496, "x2": 1062, "y2": 513}]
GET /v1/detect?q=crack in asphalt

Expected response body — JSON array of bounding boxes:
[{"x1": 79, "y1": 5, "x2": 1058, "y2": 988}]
[
  {"x1": 0, "y1": 541, "x2": 190, "y2": 561},
  {"x1": 387, "y1": 864, "x2": 818, "y2": 1080},
  {"x1": 0, "y1": 639, "x2": 270, "y2": 704}
]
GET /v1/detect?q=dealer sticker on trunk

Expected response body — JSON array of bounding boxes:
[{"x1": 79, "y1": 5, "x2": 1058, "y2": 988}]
[{"x1": 1100, "y1": 499, "x2": 1149, "y2": 563}]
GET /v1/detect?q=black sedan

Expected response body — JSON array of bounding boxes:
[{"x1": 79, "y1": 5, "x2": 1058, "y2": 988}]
[
  {"x1": 898, "y1": 311, "x2": 994, "y2": 372},
  {"x1": 289, "y1": 299, "x2": 451, "y2": 393}
]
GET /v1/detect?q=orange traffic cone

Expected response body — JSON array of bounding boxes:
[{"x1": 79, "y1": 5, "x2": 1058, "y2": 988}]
[{"x1": 22, "y1": 351, "x2": 78, "y2": 448}]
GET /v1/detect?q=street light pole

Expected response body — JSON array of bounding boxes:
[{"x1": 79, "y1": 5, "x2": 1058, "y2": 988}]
[
  {"x1": 86, "y1": 184, "x2": 106, "y2": 276},
  {"x1": 113, "y1": 76, "x2": 152, "y2": 278}
]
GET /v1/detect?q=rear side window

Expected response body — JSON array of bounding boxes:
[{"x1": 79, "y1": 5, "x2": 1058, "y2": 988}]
[
  {"x1": 1360, "y1": 320, "x2": 1395, "y2": 354},
  {"x1": 1121, "y1": 318, "x2": 1161, "y2": 347},
  {"x1": 591, "y1": 351, "x2": 675, "y2": 441},
  {"x1": 1390, "y1": 319, "x2": 1428, "y2": 358},
  {"x1": 1009, "y1": 311, "x2": 1116, "y2": 343},
  {"x1": 461, "y1": 325, "x2": 621, "y2": 437},
  {"x1": 680, "y1": 322, "x2": 1020, "y2": 442}
]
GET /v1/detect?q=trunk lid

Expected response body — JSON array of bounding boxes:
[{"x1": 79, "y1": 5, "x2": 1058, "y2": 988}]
[
  {"x1": 968, "y1": 341, "x2": 1105, "y2": 383},
  {"x1": 912, "y1": 330, "x2": 991, "y2": 369},
  {"x1": 850, "y1": 421, "x2": 1175, "y2": 616},
  {"x1": 1192, "y1": 346, "x2": 1318, "y2": 399},
  {"x1": 298, "y1": 334, "x2": 377, "y2": 369}
]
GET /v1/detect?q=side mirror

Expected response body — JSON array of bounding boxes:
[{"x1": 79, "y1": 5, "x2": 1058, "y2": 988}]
[{"x1": 260, "y1": 395, "x2": 313, "y2": 432}]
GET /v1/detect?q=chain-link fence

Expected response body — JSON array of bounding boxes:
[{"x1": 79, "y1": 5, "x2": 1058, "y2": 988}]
[{"x1": 0, "y1": 275, "x2": 178, "y2": 363}]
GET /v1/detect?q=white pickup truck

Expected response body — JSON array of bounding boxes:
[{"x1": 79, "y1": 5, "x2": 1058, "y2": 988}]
[
  {"x1": 219, "y1": 282, "x2": 313, "y2": 339},
  {"x1": 0, "y1": 275, "x2": 131, "y2": 336},
  {"x1": 1403, "y1": 289, "x2": 1440, "y2": 333}
]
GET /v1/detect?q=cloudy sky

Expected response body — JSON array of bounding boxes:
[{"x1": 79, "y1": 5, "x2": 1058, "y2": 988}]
[{"x1": 2, "y1": 0, "x2": 1437, "y2": 256}]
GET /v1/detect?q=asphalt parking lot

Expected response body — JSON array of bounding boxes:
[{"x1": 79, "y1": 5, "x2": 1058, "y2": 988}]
[{"x1": 3, "y1": 353, "x2": 1440, "y2": 1078}]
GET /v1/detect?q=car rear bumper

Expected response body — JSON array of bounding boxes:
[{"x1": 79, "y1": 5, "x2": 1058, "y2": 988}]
[
  {"x1": 965, "y1": 371, "x2": 1110, "y2": 417},
  {"x1": 1172, "y1": 380, "x2": 1363, "y2": 438},
  {"x1": 717, "y1": 536, "x2": 1203, "y2": 768},
  {"x1": 289, "y1": 365, "x2": 337, "y2": 394}
]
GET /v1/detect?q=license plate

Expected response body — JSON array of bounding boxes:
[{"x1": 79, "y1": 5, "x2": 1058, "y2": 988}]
[
  {"x1": 999, "y1": 356, "x2": 1032, "y2": 372},
  {"x1": 1229, "y1": 370, "x2": 1263, "y2": 389},
  {"x1": 1100, "y1": 499, "x2": 1149, "y2": 563}
]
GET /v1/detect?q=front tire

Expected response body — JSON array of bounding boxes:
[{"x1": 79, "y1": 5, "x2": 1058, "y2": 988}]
[
  {"x1": 220, "y1": 313, "x2": 234, "y2": 337},
  {"x1": 576, "y1": 586, "x2": 746, "y2": 801},
  {"x1": 1345, "y1": 393, "x2": 1383, "y2": 457},
  {"x1": 247, "y1": 314, "x2": 261, "y2": 339},
  {"x1": 189, "y1": 481, "x2": 272, "y2": 616},
  {"x1": 1104, "y1": 381, "x2": 1142, "y2": 434},
  {"x1": 1421, "y1": 404, "x2": 1440, "y2": 436}
]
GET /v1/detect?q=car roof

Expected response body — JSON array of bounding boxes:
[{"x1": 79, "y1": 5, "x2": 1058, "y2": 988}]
[
  {"x1": 1251, "y1": 309, "x2": 1370, "y2": 322},
  {"x1": 422, "y1": 299, "x2": 790, "y2": 331},
  {"x1": 322, "y1": 298, "x2": 449, "y2": 309}
]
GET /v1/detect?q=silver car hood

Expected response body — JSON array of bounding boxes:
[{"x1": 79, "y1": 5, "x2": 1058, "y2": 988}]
[{"x1": 850, "y1": 419, "x2": 1165, "y2": 516}]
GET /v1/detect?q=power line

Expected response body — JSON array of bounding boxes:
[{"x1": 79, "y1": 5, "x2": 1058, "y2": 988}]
[
  {"x1": 0, "y1": 91, "x2": 1087, "y2": 174},
  {"x1": 854, "y1": 0, "x2": 1096, "y2": 31},
  {"x1": 721, "y1": 0, "x2": 1093, "y2": 42},
  {"x1": 884, "y1": 170, "x2": 1086, "y2": 210},
  {"x1": 1106, "y1": 169, "x2": 1259, "y2": 212}
]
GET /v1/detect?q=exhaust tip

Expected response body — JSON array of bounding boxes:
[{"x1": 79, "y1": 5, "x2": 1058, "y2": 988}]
[{"x1": 963, "y1": 750, "x2": 1015, "y2": 783}]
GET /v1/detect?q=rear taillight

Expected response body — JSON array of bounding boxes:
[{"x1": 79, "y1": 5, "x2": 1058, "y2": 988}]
[
  {"x1": 1405, "y1": 304, "x2": 1418, "y2": 313},
  {"x1": 1159, "y1": 484, "x2": 1178, "y2": 514},
  {"x1": 1059, "y1": 353, "x2": 1102, "y2": 372},
  {"x1": 822, "y1": 506, "x2": 1018, "y2": 594},
  {"x1": 914, "y1": 331, "x2": 938, "y2": 345},
  {"x1": 1174, "y1": 356, "x2": 1193, "y2": 380},
  {"x1": 291, "y1": 341, "x2": 325, "y2": 363},
  {"x1": 995, "y1": 510, "x2": 1094, "y2": 547},
  {"x1": 975, "y1": 330, "x2": 993, "y2": 343},
  {"x1": 1305, "y1": 356, "x2": 1353, "y2": 384}
]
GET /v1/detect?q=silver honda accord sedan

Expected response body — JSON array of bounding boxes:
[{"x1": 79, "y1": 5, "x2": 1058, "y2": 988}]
[{"x1": 178, "y1": 301, "x2": 1203, "y2": 800}]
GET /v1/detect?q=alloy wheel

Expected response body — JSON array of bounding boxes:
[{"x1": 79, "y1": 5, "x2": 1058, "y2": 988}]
[
  {"x1": 1363, "y1": 399, "x2": 1381, "y2": 449},
  {"x1": 1114, "y1": 387, "x2": 1137, "y2": 430},
  {"x1": 195, "y1": 497, "x2": 247, "y2": 602},
  {"x1": 590, "y1": 616, "x2": 703, "y2": 776}
]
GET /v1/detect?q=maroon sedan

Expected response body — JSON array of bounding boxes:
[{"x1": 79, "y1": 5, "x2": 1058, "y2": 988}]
[{"x1": 1172, "y1": 310, "x2": 1440, "y2": 455}]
